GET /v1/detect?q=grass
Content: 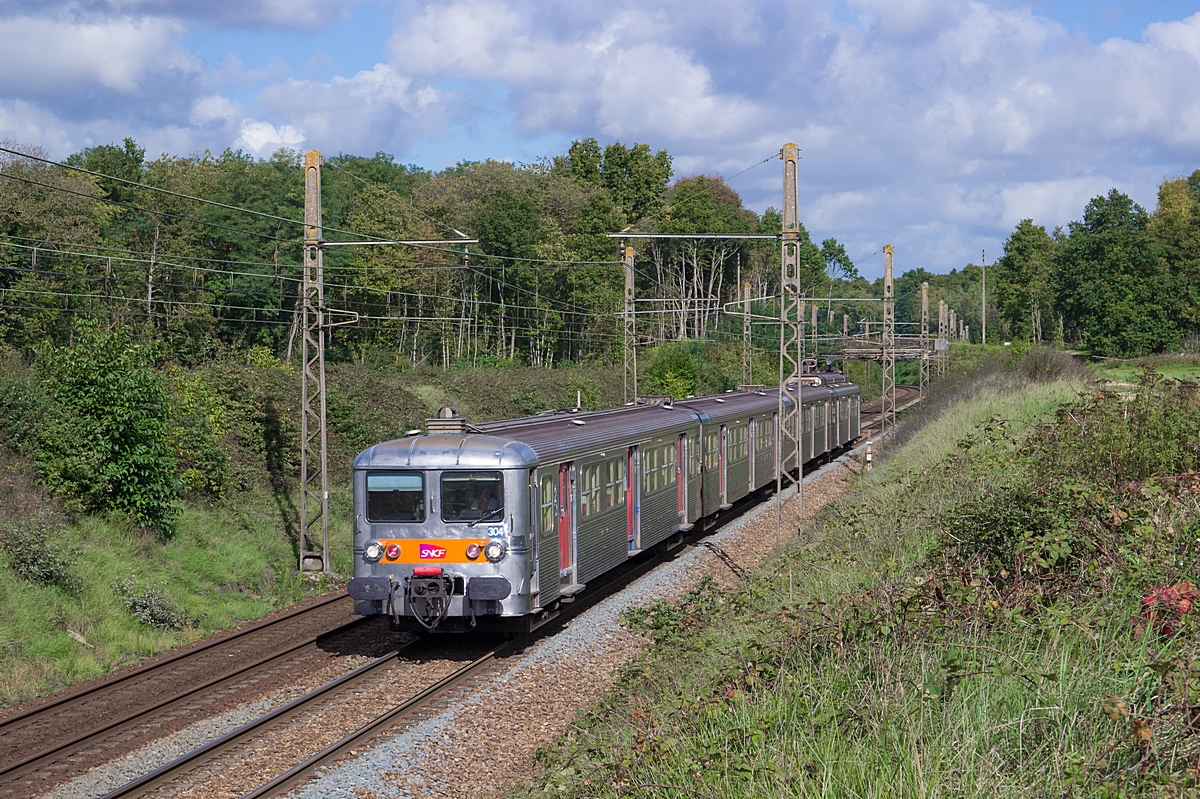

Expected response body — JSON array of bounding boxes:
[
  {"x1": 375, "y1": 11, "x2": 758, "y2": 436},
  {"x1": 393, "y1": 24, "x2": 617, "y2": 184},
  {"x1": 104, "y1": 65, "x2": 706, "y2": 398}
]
[
  {"x1": 0, "y1": 488, "x2": 349, "y2": 707},
  {"x1": 1091, "y1": 354, "x2": 1200, "y2": 385},
  {"x1": 523, "y1": 352, "x2": 1200, "y2": 798}
]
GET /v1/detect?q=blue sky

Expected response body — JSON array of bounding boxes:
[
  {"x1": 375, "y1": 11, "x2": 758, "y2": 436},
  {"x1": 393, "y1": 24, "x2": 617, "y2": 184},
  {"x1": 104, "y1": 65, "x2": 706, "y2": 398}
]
[{"x1": 2, "y1": 1, "x2": 1200, "y2": 277}]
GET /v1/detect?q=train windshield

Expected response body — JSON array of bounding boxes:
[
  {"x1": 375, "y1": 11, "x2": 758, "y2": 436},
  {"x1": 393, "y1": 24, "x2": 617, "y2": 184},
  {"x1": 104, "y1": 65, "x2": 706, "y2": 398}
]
[
  {"x1": 366, "y1": 472, "x2": 425, "y2": 522},
  {"x1": 441, "y1": 471, "x2": 504, "y2": 523}
]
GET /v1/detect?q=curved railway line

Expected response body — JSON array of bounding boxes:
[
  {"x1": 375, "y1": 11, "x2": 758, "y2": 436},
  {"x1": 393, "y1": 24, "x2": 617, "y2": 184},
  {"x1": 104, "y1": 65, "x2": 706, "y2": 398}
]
[{"x1": 6, "y1": 385, "x2": 925, "y2": 799}]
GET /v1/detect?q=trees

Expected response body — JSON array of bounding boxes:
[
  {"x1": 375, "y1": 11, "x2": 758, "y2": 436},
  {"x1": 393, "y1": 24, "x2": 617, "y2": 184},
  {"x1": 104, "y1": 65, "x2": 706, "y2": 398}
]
[
  {"x1": 994, "y1": 220, "x2": 1057, "y2": 344},
  {"x1": 1055, "y1": 190, "x2": 1178, "y2": 356}
]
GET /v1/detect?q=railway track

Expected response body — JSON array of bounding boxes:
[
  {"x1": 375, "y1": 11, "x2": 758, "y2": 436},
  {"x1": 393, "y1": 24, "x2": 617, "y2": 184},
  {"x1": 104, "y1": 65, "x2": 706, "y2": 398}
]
[
  {"x1": 94, "y1": 486, "x2": 777, "y2": 799},
  {"x1": 0, "y1": 592, "x2": 362, "y2": 799},
  {"x1": 860, "y1": 384, "x2": 922, "y2": 435}
]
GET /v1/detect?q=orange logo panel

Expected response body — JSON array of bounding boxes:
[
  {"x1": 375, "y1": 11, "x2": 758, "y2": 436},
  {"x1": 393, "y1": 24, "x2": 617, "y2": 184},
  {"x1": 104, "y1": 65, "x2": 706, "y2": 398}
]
[{"x1": 379, "y1": 539, "x2": 490, "y2": 564}]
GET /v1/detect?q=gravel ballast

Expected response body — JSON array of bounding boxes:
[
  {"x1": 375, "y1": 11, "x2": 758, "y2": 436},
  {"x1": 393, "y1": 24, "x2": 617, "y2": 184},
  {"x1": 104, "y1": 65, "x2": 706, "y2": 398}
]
[{"x1": 282, "y1": 452, "x2": 865, "y2": 798}]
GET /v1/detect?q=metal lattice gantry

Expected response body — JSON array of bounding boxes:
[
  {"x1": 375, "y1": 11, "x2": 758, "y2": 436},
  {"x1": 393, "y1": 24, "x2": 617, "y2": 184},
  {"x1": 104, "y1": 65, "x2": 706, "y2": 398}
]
[
  {"x1": 300, "y1": 149, "x2": 329, "y2": 573},
  {"x1": 622, "y1": 244, "x2": 637, "y2": 404},
  {"x1": 880, "y1": 244, "x2": 896, "y2": 433}
]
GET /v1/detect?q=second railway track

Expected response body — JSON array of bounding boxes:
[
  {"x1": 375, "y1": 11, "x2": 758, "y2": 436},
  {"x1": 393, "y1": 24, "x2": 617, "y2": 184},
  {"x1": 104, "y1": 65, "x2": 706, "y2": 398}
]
[{"x1": 0, "y1": 592, "x2": 364, "y2": 799}]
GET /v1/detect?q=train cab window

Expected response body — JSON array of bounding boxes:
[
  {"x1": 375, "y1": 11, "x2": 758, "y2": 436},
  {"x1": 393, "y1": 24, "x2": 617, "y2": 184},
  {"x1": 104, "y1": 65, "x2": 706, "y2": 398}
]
[
  {"x1": 441, "y1": 471, "x2": 504, "y2": 523},
  {"x1": 366, "y1": 472, "x2": 425, "y2": 522}
]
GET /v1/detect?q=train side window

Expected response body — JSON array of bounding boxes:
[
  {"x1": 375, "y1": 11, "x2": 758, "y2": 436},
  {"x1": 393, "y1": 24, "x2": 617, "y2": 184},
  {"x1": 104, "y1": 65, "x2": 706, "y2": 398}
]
[
  {"x1": 539, "y1": 474, "x2": 555, "y2": 534},
  {"x1": 603, "y1": 458, "x2": 625, "y2": 510},
  {"x1": 366, "y1": 471, "x2": 425, "y2": 522},
  {"x1": 704, "y1": 432, "x2": 719, "y2": 469},
  {"x1": 579, "y1": 464, "x2": 601, "y2": 519},
  {"x1": 688, "y1": 433, "x2": 700, "y2": 477},
  {"x1": 664, "y1": 443, "x2": 677, "y2": 486}
]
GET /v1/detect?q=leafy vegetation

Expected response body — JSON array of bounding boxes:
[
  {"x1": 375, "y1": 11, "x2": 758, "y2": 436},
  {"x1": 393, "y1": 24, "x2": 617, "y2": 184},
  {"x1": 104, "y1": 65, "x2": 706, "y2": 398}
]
[{"x1": 525, "y1": 356, "x2": 1200, "y2": 798}]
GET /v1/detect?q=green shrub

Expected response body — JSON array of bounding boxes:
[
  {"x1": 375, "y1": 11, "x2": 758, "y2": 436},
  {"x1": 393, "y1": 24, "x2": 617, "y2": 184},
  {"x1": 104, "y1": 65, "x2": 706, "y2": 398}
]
[
  {"x1": 166, "y1": 368, "x2": 230, "y2": 496},
  {"x1": 0, "y1": 521, "x2": 81, "y2": 592},
  {"x1": 33, "y1": 321, "x2": 178, "y2": 536},
  {"x1": 113, "y1": 579, "x2": 197, "y2": 630}
]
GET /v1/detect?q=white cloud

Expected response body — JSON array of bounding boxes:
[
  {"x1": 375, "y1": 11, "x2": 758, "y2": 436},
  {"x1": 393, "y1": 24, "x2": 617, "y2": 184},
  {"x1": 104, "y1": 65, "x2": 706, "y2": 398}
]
[
  {"x1": 235, "y1": 119, "x2": 305, "y2": 155},
  {"x1": 0, "y1": 16, "x2": 197, "y2": 97},
  {"x1": 255, "y1": 63, "x2": 444, "y2": 153},
  {"x1": 191, "y1": 95, "x2": 241, "y2": 127}
]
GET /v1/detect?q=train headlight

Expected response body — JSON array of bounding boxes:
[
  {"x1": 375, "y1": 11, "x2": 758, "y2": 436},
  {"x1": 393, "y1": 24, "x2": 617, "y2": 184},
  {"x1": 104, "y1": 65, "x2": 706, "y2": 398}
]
[
  {"x1": 483, "y1": 539, "x2": 507, "y2": 563},
  {"x1": 465, "y1": 543, "x2": 482, "y2": 560},
  {"x1": 384, "y1": 543, "x2": 401, "y2": 560},
  {"x1": 363, "y1": 541, "x2": 383, "y2": 562}
]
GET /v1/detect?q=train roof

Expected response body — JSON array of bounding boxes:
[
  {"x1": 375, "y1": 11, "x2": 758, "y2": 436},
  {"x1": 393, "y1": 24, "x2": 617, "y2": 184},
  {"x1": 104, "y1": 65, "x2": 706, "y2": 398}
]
[
  {"x1": 353, "y1": 381, "x2": 857, "y2": 471},
  {"x1": 354, "y1": 434, "x2": 538, "y2": 470}
]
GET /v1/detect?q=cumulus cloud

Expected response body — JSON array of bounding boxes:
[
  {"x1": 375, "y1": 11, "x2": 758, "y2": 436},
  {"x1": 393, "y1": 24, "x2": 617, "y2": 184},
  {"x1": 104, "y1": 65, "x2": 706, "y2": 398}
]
[
  {"x1": 3, "y1": 0, "x2": 354, "y2": 30},
  {"x1": 0, "y1": 15, "x2": 197, "y2": 98},
  {"x1": 235, "y1": 119, "x2": 305, "y2": 155},
  {"x1": 4, "y1": 0, "x2": 1200, "y2": 273},
  {"x1": 257, "y1": 63, "x2": 444, "y2": 153}
]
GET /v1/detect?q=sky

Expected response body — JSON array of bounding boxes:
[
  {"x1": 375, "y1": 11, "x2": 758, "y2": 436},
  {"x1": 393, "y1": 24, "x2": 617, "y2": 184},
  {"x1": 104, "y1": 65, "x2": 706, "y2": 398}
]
[{"x1": 2, "y1": 1, "x2": 1200, "y2": 278}]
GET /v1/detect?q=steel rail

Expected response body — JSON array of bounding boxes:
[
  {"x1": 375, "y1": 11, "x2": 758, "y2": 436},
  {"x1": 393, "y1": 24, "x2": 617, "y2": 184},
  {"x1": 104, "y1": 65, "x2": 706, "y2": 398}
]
[
  {"x1": 0, "y1": 592, "x2": 349, "y2": 733},
  {"x1": 0, "y1": 615, "x2": 368, "y2": 781},
  {"x1": 97, "y1": 639, "x2": 424, "y2": 799}
]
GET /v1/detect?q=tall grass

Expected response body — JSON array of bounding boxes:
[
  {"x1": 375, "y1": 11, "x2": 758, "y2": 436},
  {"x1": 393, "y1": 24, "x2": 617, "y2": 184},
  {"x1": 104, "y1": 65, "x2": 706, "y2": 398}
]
[{"x1": 526, "y1": 358, "x2": 1200, "y2": 798}]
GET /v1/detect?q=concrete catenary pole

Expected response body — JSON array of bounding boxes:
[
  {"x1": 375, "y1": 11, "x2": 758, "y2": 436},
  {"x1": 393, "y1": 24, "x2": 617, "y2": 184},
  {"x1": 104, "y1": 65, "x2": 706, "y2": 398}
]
[
  {"x1": 300, "y1": 149, "x2": 329, "y2": 573},
  {"x1": 777, "y1": 143, "x2": 805, "y2": 550},
  {"x1": 622, "y1": 244, "x2": 636, "y2": 404}
]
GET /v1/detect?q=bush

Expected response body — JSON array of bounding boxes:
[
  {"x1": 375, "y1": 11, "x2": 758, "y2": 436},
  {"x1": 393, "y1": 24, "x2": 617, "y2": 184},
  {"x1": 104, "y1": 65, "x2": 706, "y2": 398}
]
[
  {"x1": 166, "y1": 368, "x2": 230, "y2": 496},
  {"x1": 0, "y1": 521, "x2": 81, "y2": 592},
  {"x1": 32, "y1": 321, "x2": 178, "y2": 536},
  {"x1": 113, "y1": 579, "x2": 197, "y2": 630}
]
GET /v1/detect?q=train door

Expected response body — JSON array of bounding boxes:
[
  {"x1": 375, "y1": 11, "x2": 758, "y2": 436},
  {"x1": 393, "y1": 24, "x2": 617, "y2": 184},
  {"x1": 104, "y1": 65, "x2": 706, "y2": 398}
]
[
  {"x1": 719, "y1": 425, "x2": 728, "y2": 507},
  {"x1": 677, "y1": 433, "x2": 687, "y2": 528},
  {"x1": 772, "y1": 413, "x2": 779, "y2": 478},
  {"x1": 558, "y1": 463, "x2": 576, "y2": 584},
  {"x1": 747, "y1": 419, "x2": 755, "y2": 489},
  {"x1": 627, "y1": 445, "x2": 641, "y2": 551}
]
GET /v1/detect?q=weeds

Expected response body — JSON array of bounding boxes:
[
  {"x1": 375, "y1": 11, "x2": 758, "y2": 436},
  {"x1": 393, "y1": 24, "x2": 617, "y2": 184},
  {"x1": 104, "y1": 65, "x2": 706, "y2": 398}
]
[
  {"x1": 113, "y1": 579, "x2": 198, "y2": 630},
  {"x1": 0, "y1": 521, "x2": 81, "y2": 592},
  {"x1": 525, "y1": 363, "x2": 1200, "y2": 798}
]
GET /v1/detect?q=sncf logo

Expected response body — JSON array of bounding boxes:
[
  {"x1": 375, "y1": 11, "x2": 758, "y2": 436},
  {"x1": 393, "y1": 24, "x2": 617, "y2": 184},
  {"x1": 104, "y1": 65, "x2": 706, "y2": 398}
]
[{"x1": 419, "y1": 544, "x2": 447, "y2": 560}]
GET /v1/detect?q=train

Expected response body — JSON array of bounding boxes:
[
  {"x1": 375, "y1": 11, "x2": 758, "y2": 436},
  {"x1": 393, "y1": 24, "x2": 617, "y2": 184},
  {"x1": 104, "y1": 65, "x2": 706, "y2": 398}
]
[{"x1": 347, "y1": 373, "x2": 862, "y2": 633}]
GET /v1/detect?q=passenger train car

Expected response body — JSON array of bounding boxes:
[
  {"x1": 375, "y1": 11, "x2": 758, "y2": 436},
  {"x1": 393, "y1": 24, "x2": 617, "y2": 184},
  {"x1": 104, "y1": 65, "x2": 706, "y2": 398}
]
[{"x1": 348, "y1": 375, "x2": 861, "y2": 632}]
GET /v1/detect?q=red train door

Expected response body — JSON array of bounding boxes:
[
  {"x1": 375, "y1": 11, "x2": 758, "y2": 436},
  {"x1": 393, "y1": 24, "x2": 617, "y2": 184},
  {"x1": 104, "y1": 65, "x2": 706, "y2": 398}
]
[
  {"x1": 719, "y1": 425, "x2": 728, "y2": 506},
  {"x1": 558, "y1": 463, "x2": 574, "y2": 582},
  {"x1": 677, "y1": 433, "x2": 686, "y2": 526},
  {"x1": 627, "y1": 445, "x2": 640, "y2": 551}
]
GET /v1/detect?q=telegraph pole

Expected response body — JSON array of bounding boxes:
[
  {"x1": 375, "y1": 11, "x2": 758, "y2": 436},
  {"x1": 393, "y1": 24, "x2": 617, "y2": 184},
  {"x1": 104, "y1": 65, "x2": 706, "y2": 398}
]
[
  {"x1": 920, "y1": 281, "x2": 929, "y2": 396},
  {"x1": 881, "y1": 244, "x2": 896, "y2": 433},
  {"x1": 300, "y1": 149, "x2": 329, "y2": 573},
  {"x1": 622, "y1": 244, "x2": 636, "y2": 404}
]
